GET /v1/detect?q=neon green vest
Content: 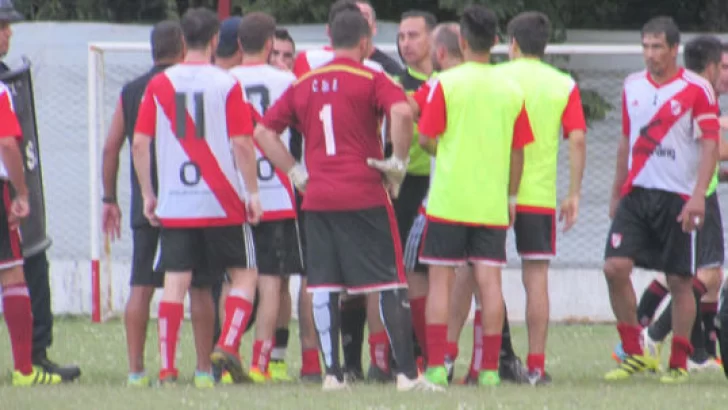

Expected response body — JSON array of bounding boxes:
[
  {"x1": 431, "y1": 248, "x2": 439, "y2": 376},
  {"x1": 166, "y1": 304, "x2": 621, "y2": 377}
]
[
  {"x1": 397, "y1": 67, "x2": 431, "y2": 175},
  {"x1": 426, "y1": 62, "x2": 525, "y2": 226}
]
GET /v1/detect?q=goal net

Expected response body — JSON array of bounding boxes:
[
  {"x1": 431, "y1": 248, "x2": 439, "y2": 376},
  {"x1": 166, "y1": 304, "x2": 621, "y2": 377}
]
[{"x1": 87, "y1": 42, "x2": 707, "y2": 323}]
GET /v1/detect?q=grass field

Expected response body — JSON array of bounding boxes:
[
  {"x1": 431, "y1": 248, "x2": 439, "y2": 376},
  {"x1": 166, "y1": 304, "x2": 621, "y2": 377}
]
[{"x1": 0, "y1": 319, "x2": 726, "y2": 409}]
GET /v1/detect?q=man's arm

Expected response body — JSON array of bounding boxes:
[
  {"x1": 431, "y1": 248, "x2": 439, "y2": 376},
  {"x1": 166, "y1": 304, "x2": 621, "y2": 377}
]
[
  {"x1": 610, "y1": 137, "x2": 630, "y2": 200},
  {"x1": 693, "y1": 138, "x2": 719, "y2": 198},
  {"x1": 254, "y1": 124, "x2": 296, "y2": 173},
  {"x1": 131, "y1": 133, "x2": 154, "y2": 200},
  {"x1": 417, "y1": 80, "x2": 446, "y2": 151},
  {"x1": 101, "y1": 99, "x2": 125, "y2": 201},
  {"x1": 562, "y1": 85, "x2": 588, "y2": 200},
  {"x1": 389, "y1": 101, "x2": 414, "y2": 160},
  {"x1": 720, "y1": 117, "x2": 728, "y2": 160}
]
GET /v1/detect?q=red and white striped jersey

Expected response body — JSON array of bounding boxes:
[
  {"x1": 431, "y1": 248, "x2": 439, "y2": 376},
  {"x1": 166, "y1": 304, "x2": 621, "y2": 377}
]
[
  {"x1": 621, "y1": 68, "x2": 720, "y2": 197},
  {"x1": 0, "y1": 83, "x2": 22, "y2": 180},
  {"x1": 134, "y1": 63, "x2": 255, "y2": 227},
  {"x1": 293, "y1": 48, "x2": 384, "y2": 78},
  {"x1": 229, "y1": 63, "x2": 297, "y2": 221}
]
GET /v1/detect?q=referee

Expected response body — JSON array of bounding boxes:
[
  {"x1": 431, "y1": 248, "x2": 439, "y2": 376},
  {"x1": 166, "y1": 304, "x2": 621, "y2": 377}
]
[{"x1": 0, "y1": 0, "x2": 80, "y2": 381}]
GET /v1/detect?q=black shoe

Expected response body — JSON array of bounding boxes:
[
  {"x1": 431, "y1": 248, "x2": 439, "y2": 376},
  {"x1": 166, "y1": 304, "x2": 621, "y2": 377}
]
[
  {"x1": 499, "y1": 355, "x2": 529, "y2": 384},
  {"x1": 343, "y1": 366, "x2": 364, "y2": 383},
  {"x1": 33, "y1": 355, "x2": 81, "y2": 382},
  {"x1": 366, "y1": 364, "x2": 394, "y2": 383}
]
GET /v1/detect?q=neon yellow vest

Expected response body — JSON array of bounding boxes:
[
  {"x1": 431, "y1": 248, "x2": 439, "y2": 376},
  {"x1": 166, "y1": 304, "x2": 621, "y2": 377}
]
[{"x1": 397, "y1": 67, "x2": 431, "y2": 175}]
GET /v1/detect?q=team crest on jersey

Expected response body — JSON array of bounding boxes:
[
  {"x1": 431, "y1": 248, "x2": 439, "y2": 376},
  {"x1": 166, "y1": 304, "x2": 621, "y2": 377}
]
[
  {"x1": 611, "y1": 233, "x2": 622, "y2": 248},
  {"x1": 670, "y1": 99, "x2": 682, "y2": 116}
]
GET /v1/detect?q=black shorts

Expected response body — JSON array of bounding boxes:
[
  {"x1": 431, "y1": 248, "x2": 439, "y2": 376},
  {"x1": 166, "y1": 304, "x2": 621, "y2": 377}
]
[
  {"x1": 303, "y1": 206, "x2": 407, "y2": 294},
  {"x1": 419, "y1": 218, "x2": 508, "y2": 266},
  {"x1": 393, "y1": 174, "x2": 429, "y2": 248},
  {"x1": 605, "y1": 188, "x2": 697, "y2": 276},
  {"x1": 132, "y1": 226, "x2": 219, "y2": 288},
  {"x1": 253, "y1": 219, "x2": 304, "y2": 276},
  {"x1": 155, "y1": 224, "x2": 256, "y2": 282},
  {"x1": 513, "y1": 208, "x2": 556, "y2": 259},
  {"x1": 0, "y1": 181, "x2": 22, "y2": 270},
  {"x1": 404, "y1": 213, "x2": 427, "y2": 273}
]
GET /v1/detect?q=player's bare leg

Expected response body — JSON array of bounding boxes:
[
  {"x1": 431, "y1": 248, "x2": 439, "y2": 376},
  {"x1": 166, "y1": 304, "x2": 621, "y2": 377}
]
[
  {"x1": 522, "y1": 259, "x2": 550, "y2": 383},
  {"x1": 446, "y1": 270, "x2": 473, "y2": 381},
  {"x1": 188, "y1": 287, "x2": 215, "y2": 382},
  {"x1": 124, "y1": 285, "x2": 155, "y2": 376},
  {"x1": 423, "y1": 265, "x2": 456, "y2": 385},
  {"x1": 298, "y1": 277, "x2": 322, "y2": 381},
  {"x1": 472, "y1": 263, "x2": 505, "y2": 386},
  {"x1": 211, "y1": 267, "x2": 258, "y2": 384},
  {"x1": 366, "y1": 291, "x2": 394, "y2": 382},
  {"x1": 157, "y1": 271, "x2": 193, "y2": 384},
  {"x1": 249, "y1": 274, "x2": 281, "y2": 382}
]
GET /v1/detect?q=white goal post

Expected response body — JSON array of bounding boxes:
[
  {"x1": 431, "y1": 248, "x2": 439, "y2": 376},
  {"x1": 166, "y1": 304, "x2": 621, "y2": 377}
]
[{"x1": 86, "y1": 42, "x2": 682, "y2": 323}]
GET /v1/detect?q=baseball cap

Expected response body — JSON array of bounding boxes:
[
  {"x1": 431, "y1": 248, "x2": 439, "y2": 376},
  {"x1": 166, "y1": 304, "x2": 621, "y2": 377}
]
[
  {"x1": 0, "y1": 0, "x2": 23, "y2": 22},
  {"x1": 216, "y1": 16, "x2": 242, "y2": 58}
]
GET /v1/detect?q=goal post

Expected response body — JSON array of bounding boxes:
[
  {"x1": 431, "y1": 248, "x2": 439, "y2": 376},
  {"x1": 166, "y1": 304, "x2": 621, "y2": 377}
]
[{"x1": 86, "y1": 42, "x2": 680, "y2": 323}]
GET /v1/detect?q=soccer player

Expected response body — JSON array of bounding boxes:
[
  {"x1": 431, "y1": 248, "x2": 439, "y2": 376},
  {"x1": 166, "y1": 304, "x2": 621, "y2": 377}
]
[
  {"x1": 254, "y1": 8, "x2": 440, "y2": 393},
  {"x1": 270, "y1": 28, "x2": 295, "y2": 71},
  {"x1": 214, "y1": 16, "x2": 242, "y2": 69},
  {"x1": 603, "y1": 16, "x2": 720, "y2": 384},
  {"x1": 499, "y1": 11, "x2": 587, "y2": 384},
  {"x1": 131, "y1": 8, "x2": 261, "y2": 386},
  {"x1": 229, "y1": 11, "x2": 321, "y2": 383},
  {"x1": 417, "y1": 5, "x2": 534, "y2": 387}
]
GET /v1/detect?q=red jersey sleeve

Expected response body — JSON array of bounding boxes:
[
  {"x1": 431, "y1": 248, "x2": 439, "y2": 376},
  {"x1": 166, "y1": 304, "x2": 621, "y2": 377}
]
[
  {"x1": 0, "y1": 90, "x2": 22, "y2": 141},
  {"x1": 248, "y1": 101, "x2": 262, "y2": 124},
  {"x1": 512, "y1": 104, "x2": 535, "y2": 149},
  {"x1": 374, "y1": 71, "x2": 407, "y2": 113},
  {"x1": 412, "y1": 81, "x2": 432, "y2": 112},
  {"x1": 226, "y1": 82, "x2": 254, "y2": 138},
  {"x1": 692, "y1": 86, "x2": 720, "y2": 141},
  {"x1": 261, "y1": 86, "x2": 297, "y2": 134},
  {"x1": 292, "y1": 53, "x2": 311, "y2": 79},
  {"x1": 621, "y1": 89, "x2": 629, "y2": 138},
  {"x1": 134, "y1": 82, "x2": 157, "y2": 137},
  {"x1": 562, "y1": 84, "x2": 587, "y2": 138},
  {"x1": 417, "y1": 81, "x2": 446, "y2": 139}
]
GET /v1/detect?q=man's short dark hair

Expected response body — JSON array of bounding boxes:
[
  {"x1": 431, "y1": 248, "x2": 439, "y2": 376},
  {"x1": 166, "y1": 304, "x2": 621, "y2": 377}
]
[
  {"x1": 641, "y1": 16, "x2": 680, "y2": 47},
  {"x1": 238, "y1": 12, "x2": 277, "y2": 54},
  {"x1": 460, "y1": 5, "x2": 498, "y2": 53},
  {"x1": 507, "y1": 11, "x2": 550, "y2": 57},
  {"x1": 722, "y1": 42, "x2": 728, "y2": 54},
  {"x1": 151, "y1": 20, "x2": 184, "y2": 62},
  {"x1": 181, "y1": 7, "x2": 220, "y2": 50},
  {"x1": 401, "y1": 10, "x2": 437, "y2": 31},
  {"x1": 433, "y1": 23, "x2": 462, "y2": 59},
  {"x1": 683, "y1": 35, "x2": 722, "y2": 73},
  {"x1": 328, "y1": 0, "x2": 359, "y2": 26},
  {"x1": 275, "y1": 28, "x2": 295, "y2": 49},
  {"x1": 330, "y1": 9, "x2": 371, "y2": 49}
]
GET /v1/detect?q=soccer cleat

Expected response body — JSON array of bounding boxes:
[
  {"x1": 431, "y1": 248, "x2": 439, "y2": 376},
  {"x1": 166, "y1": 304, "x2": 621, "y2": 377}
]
[
  {"x1": 604, "y1": 354, "x2": 659, "y2": 381},
  {"x1": 269, "y1": 361, "x2": 293, "y2": 382},
  {"x1": 499, "y1": 355, "x2": 530, "y2": 384},
  {"x1": 527, "y1": 370, "x2": 552, "y2": 386},
  {"x1": 322, "y1": 374, "x2": 348, "y2": 391},
  {"x1": 660, "y1": 367, "x2": 689, "y2": 384},
  {"x1": 444, "y1": 357, "x2": 455, "y2": 383},
  {"x1": 687, "y1": 357, "x2": 723, "y2": 372},
  {"x1": 367, "y1": 365, "x2": 394, "y2": 383},
  {"x1": 640, "y1": 328, "x2": 662, "y2": 365},
  {"x1": 12, "y1": 366, "x2": 63, "y2": 386},
  {"x1": 612, "y1": 342, "x2": 627, "y2": 363},
  {"x1": 300, "y1": 372, "x2": 323, "y2": 384},
  {"x1": 478, "y1": 370, "x2": 501, "y2": 386},
  {"x1": 127, "y1": 373, "x2": 151, "y2": 387},
  {"x1": 32, "y1": 355, "x2": 81, "y2": 382},
  {"x1": 220, "y1": 371, "x2": 233, "y2": 385},
  {"x1": 424, "y1": 366, "x2": 449, "y2": 386},
  {"x1": 210, "y1": 347, "x2": 251, "y2": 384},
  {"x1": 193, "y1": 371, "x2": 215, "y2": 389},
  {"x1": 158, "y1": 369, "x2": 178, "y2": 386},
  {"x1": 395, "y1": 373, "x2": 445, "y2": 392},
  {"x1": 248, "y1": 367, "x2": 271, "y2": 383}
]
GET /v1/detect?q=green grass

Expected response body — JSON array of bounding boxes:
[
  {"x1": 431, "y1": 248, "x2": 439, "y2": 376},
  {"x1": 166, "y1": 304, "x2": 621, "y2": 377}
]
[{"x1": 0, "y1": 319, "x2": 726, "y2": 409}]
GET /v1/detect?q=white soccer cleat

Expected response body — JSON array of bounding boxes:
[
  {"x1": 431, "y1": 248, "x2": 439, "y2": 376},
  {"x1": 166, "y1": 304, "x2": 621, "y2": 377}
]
[
  {"x1": 395, "y1": 374, "x2": 445, "y2": 392},
  {"x1": 322, "y1": 374, "x2": 348, "y2": 392},
  {"x1": 687, "y1": 358, "x2": 723, "y2": 373}
]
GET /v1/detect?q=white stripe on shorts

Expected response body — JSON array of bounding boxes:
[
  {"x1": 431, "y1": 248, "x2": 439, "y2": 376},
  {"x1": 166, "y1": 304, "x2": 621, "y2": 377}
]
[
  {"x1": 242, "y1": 223, "x2": 256, "y2": 269},
  {"x1": 690, "y1": 229, "x2": 697, "y2": 275},
  {"x1": 404, "y1": 214, "x2": 427, "y2": 272}
]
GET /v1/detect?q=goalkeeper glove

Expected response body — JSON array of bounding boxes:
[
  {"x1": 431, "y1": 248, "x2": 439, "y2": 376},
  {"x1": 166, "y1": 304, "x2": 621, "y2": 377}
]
[
  {"x1": 366, "y1": 155, "x2": 409, "y2": 198},
  {"x1": 287, "y1": 163, "x2": 309, "y2": 193}
]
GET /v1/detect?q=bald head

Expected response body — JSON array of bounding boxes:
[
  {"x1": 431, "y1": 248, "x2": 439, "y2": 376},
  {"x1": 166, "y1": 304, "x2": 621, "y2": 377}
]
[{"x1": 431, "y1": 22, "x2": 462, "y2": 71}]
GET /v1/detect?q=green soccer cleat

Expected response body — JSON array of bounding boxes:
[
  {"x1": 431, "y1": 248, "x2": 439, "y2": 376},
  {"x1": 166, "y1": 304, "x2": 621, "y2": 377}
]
[
  {"x1": 12, "y1": 366, "x2": 63, "y2": 387},
  {"x1": 269, "y1": 361, "x2": 293, "y2": 382},
  {"x1": 127, "y1": 373, "x2": 151, "y2": 387},
  {"x1": 478, "y1": 370, "x2": 501, "y2": 386},
  {"x1": 660, "y1": 368, "x2": 689, "y2": 384},
  {"x1": 424, "y1": 366, "x2": 449, "y2": 386},
  {"x1": 194, "y1": 371, "x2": 215, "y2": 389},
  {"x1": 210, "y1": 347, "x2": 251, "y2": 384},
  {"x1": 248, "y1": 367, "x2": 271, "y2": 384},
  {"x1": 604, "y1": 354, "x2": 659, "y2": 381}
]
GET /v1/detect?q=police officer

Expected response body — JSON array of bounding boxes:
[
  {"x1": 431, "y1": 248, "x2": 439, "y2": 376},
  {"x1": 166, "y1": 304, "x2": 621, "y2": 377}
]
[{"x1": 0, "y1": 0, "x2": 81, "y2": 381}]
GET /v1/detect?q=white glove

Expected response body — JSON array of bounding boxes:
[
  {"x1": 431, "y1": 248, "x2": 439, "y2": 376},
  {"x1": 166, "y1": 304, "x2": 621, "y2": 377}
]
[
  {"x1": 288, "y1": 163, "x2": 309, "y2": 193},
  {"x1": 367, "y1": 156, "x2": 409, "y2": 198}
]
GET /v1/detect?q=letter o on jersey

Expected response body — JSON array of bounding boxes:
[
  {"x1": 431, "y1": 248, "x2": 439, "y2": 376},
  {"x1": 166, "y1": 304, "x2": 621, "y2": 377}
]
[{"x1": 179, "y1": 160, "x2": 202, "y2": 186}]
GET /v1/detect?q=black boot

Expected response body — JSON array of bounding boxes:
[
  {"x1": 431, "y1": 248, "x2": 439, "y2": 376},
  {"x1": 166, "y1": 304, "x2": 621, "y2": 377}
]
[{"x1": 32, "y1": 351, "x2": 81, "y2": 382}]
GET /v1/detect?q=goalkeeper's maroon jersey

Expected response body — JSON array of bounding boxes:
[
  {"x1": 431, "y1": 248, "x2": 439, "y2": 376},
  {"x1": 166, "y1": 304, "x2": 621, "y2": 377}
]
[{"x1": 261, "y1": 57, "x2": 407, "y2": 211}]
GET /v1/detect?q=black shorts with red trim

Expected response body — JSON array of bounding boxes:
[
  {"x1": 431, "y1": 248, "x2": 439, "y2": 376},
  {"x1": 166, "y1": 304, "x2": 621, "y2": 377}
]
[
  {"x1": 0, "y1": 181, "x2": 22, "y2": 270},
  {"x1": 253, "y1": 219, "x2": 304, "y2": 276},
  {"x1": 419, "y1": 217, "x2": 508, "y2": 266},
  {"x1": 605, "y1": 188, "x2": 696, "y2": 277},
  {"x1": 513, "y1": 206, "x2": 556, "y2": 259},
  {"x1": 303, "y1": 206, "x2": 407, "y2": 294},
  {"x1": 404, "y1": 213, "x2": 427, "y2": 273},
  {"x1": 155, "y1": 224, "x2": 256, "y2": 281}
]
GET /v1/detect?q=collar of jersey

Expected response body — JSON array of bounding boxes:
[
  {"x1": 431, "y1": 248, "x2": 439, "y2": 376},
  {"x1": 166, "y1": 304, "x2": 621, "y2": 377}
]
[
  {"x1": 406, "y1": 66, "x2": 429, "y2": 81},
  {"x1": 647, "y1": 67, "x2": 684, "y2": 88}
]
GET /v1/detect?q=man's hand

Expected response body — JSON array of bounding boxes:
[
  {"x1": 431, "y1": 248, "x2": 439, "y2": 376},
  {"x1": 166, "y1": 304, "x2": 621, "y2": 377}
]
[
  {"x1": 142, "y1": 196, "x2": 159, "y2": 227},
  {"x1": 102, "y1": 203, "x2": 122, "y2": 241},
  {"x1": 288, "y1": 163, "x2": 309, "y2": 193},
  {"x1": 247, "y1": 192, "x2": 263, "y2": 225},
  {"x1": 367, "y1": 156, "x2": 408, "y2": 198},
  {"x1": 559, "y1": 194, "x2": 580, "y2": 232},
  {"x1": 678, "y1": 195, "x2": 706, "y2": 233},
  {"x1": 8, "y1": 195, "x2": 29, "y2": 229}
]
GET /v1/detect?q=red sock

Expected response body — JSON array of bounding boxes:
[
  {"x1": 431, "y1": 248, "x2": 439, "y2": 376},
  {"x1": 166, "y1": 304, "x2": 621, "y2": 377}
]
[
  {"x1": 2, "y1": 284, "x2": 33, "y2": 375},
  {"x1": 410, "y1": 297, "x2": 427, "y2": 356},
  {"x1": 425, "y1": 324, "x2": 447, "y2": 367},
  {"x1": 216, "y1": 291, "x2": 254, "y2": 355},
  {"x1": 468, "y1": 309, "x2": 483, "y2": 377},
  {"x1": 617, "y1": 322, "x2": 643, "y2": 356},
  {"x1": 158, "y1": 301, "x2": 184, "y2": 375},
  {"x1": 251, "y1": 339, "x2": 273, "y2": 372},
  {"x1": 481, "y1": 334, "x2": 502, "y2": 371},
  {"x1": 527, "y1": 353, "x2": 545, "y2": 374},
  {"x1": 300, "y1": 348, "x2": 321, "y2": 375},
  {"x1": 669, "y1": 335, "x2": 694, "y2": 370},
  {"x1": 368, "y1": 331, "x2": 390, "y2": 372},
  {"x1": 446, "y1": 342, "x2": 459, "y2": 361}
]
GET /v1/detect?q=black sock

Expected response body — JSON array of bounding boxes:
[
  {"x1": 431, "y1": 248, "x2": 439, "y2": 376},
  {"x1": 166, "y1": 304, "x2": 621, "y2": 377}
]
[
  {"x1": 649, "y1": 279, "x2": 707, "y2": 342},
  {"x1": 690, "y1": 311, "x2": 708, "y2": 362},
  {"x1": 637, "y1": 280, "x2": 669, "y2": 326},
  {"x1": 500, "y1": 304, "x2": 516, "y2": 358},
  {"x1": 312, "y1": 292, "x2": 343, "y2": 379},
  {"x1": 271, "y1": 327, "x2": 290, "y2": 363},
  {"x1": 718, "y1": 286, "x2": 728, "y2": 379},
  {"x1": 701, "y1": 302, "x2": 718, "y2": 358},
  {"x1": 340, "y1": 296, "x2": 366, "y2": 372},
  {"x1": 379, "y1": 289, "x2": 418, "y2": 379}
]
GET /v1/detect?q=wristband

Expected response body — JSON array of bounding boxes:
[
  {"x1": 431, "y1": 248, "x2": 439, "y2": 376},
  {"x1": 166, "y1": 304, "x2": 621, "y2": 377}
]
[{"x1": 508, "y1": 195, "x2": 518, "y2": 205}]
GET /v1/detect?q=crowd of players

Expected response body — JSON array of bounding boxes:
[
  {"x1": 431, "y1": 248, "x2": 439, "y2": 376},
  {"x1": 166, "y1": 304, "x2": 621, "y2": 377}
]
[{"x1": 0, "y1": 0, "x2": 727, "y2": 391}]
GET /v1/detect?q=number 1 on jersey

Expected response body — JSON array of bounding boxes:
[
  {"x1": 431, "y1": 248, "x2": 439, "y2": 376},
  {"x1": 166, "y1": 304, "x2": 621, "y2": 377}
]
[{"x1": 319, "y1": 104, "x2": 336, "y2": 156}]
